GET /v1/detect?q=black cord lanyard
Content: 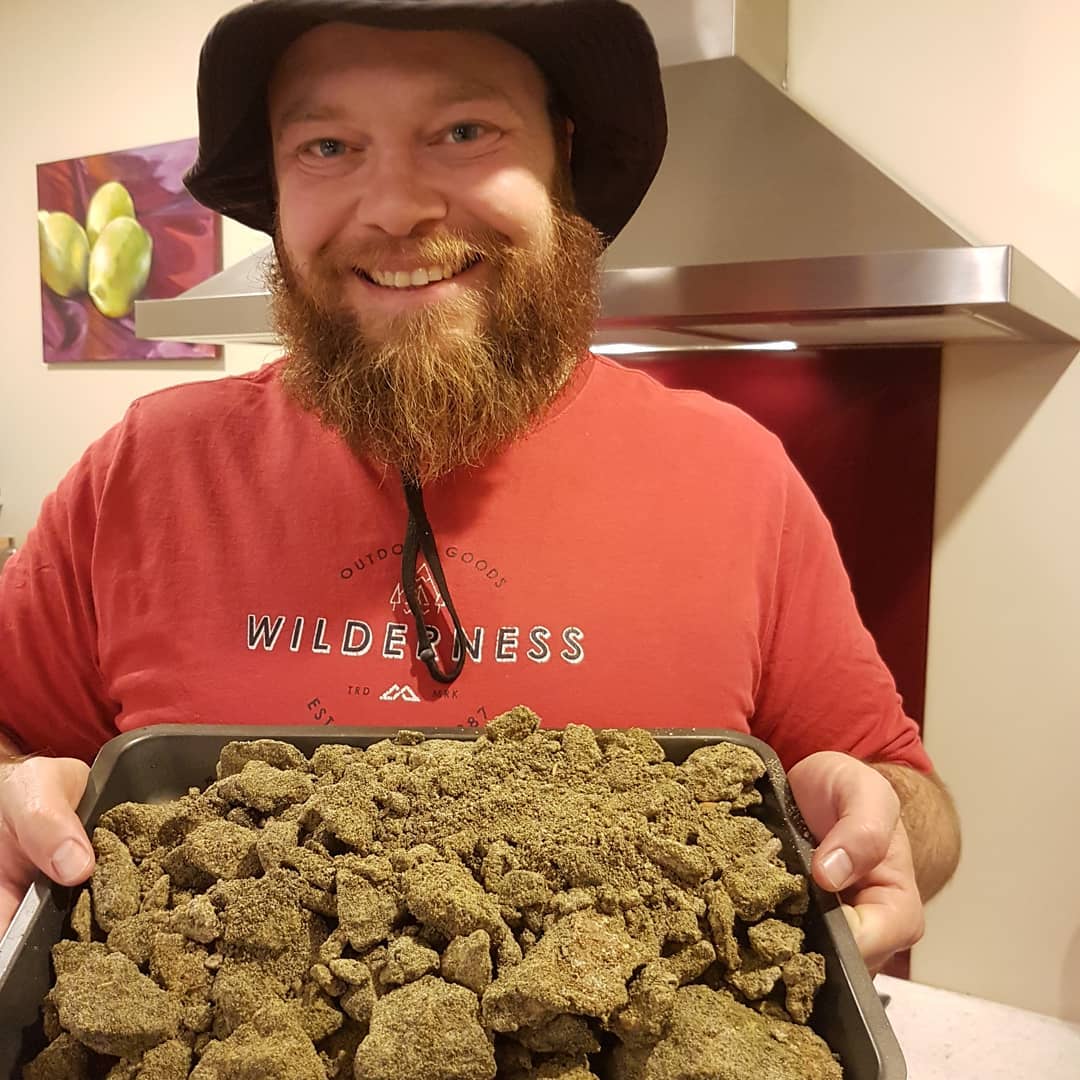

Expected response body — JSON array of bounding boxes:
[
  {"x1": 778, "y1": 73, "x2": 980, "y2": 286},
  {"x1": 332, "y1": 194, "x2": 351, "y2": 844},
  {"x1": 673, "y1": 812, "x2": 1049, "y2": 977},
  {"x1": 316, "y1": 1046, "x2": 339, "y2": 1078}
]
[{"x1": 400, "y1": 474, "x2": 467, "y2": 684}]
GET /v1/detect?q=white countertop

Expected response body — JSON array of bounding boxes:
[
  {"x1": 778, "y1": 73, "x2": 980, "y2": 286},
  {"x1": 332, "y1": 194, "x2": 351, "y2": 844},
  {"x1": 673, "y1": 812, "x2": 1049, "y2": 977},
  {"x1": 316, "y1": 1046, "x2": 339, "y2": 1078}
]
[{"x1": 875, "y1": 975, "x2": 1080, "y2": 1079}]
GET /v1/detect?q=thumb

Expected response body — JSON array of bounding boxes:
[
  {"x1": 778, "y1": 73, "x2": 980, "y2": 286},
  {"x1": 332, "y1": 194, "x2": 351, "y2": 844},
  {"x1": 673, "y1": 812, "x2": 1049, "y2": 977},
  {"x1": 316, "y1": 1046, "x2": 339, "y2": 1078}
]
[
  {"x1": 0, "y1": 757, "x2": 95, "y2": 886},
  {"x1": 841, "y1": 903, "x2": 892, "y2": 972},
  {"x1": 788, "y1": 752, "x2": 900, "y2": 893},
  {"x1": 841, "y1": 892, "x2": 921, "y2": 975}
]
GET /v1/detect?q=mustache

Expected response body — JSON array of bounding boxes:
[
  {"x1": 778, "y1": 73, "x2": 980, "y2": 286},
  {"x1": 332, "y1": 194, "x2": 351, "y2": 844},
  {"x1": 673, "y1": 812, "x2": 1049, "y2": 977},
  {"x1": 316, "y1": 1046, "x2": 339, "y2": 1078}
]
[{"x1": 316, "y1": 229, "x2": 511, "y2": 276}]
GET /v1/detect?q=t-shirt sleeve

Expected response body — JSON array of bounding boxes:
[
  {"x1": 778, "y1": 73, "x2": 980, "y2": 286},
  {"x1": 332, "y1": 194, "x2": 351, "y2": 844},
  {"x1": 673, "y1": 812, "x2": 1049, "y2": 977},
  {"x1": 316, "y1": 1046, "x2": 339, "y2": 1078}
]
[
  {"x1": 751, "y1": 456, "x2": 934, "y2": 775},
  {"x1": 0, "y1": 425, "x2": 124, "y2": 762}
]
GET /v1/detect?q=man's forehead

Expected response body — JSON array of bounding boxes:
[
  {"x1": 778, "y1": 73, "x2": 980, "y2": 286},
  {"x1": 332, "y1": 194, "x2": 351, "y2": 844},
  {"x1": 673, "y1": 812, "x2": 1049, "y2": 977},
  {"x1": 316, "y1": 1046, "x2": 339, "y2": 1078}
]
[
  {"x1": 275, "y1": 77, "x2": 521, "y2": 132},
  {"x1": 270, "y1": 22, "x2": 549, "y2": 115}
]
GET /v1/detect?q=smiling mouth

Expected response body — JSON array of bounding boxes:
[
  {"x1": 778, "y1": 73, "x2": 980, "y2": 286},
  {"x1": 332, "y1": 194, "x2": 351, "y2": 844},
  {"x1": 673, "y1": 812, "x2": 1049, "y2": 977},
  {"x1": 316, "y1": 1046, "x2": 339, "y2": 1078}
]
[{"x1": 355, "y1": 254, "x2": 483, "y2": 290}]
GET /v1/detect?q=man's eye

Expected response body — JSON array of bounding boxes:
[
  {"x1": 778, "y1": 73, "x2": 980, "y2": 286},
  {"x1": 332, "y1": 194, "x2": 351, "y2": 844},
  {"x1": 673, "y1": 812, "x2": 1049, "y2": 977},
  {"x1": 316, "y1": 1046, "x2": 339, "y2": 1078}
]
[
  {"x1": 446, "y1": 123, "x2": 487, "y2": 144},
  {"x1": 305, "y1": 139, "x2": 347, "y2": 159}
]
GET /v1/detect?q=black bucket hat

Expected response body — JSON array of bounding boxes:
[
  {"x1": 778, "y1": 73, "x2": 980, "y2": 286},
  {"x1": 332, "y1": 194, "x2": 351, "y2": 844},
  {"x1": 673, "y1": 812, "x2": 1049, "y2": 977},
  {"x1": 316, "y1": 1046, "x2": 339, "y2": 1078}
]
[{"x1": 184, "y1": 0, "x2": 667, "y2": 244}]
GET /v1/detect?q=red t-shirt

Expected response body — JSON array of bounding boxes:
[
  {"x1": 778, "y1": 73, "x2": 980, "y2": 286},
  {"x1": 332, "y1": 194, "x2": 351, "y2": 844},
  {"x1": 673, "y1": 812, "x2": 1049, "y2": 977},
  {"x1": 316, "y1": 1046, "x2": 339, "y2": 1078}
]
[{"x1": 0, "y1": 354, "x2": 931, "y2": 773}]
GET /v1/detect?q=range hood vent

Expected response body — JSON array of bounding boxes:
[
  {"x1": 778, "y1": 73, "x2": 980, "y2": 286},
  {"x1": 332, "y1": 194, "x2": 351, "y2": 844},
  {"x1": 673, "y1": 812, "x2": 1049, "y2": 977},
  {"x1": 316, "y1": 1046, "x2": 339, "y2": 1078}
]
[
  {"x1": 135, "y1": 1, "x2": 1080, "y2": 351},
  {"x1": 593, "y1": 246, "x2": 1080, "y2": 352}
]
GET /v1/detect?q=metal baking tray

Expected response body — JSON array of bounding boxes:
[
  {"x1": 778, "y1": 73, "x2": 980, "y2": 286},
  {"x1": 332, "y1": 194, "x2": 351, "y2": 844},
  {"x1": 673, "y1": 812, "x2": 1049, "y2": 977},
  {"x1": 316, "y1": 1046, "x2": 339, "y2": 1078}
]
[{"x1": 0, "y1": 725, "x2": 906, "y2": 1078}]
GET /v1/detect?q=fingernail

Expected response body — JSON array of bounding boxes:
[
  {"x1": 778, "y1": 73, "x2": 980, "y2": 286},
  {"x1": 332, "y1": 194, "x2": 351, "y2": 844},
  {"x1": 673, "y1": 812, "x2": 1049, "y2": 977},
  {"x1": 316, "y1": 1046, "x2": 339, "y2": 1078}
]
[
  {"x1": 821, "y1": 848, "x2": 853, "y2": 891},
  {"x1": 51, "y1": 839, "x2": 93, "y2": 882}
]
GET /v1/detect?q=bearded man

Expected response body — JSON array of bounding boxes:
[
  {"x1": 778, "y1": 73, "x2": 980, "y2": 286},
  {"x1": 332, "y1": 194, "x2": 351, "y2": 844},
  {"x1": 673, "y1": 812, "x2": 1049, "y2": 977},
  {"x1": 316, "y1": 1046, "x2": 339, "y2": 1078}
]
[{"x1": 0, "y1": 0, "x2": 959, "y2": 976}]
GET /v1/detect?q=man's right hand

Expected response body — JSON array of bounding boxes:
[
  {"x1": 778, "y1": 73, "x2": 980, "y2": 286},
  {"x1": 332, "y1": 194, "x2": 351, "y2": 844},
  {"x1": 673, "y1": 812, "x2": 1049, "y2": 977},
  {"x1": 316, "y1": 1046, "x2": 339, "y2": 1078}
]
[{"x1": 0, "y1": 756, "x2": 94, "y2": 938}]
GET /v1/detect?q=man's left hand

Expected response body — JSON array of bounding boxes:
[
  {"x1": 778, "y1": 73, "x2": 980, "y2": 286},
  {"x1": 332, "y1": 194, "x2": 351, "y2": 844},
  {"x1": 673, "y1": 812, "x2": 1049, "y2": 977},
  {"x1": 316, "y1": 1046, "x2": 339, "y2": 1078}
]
[{"x1": 787, "y1": 751, "x2": 925, "y2": 974}]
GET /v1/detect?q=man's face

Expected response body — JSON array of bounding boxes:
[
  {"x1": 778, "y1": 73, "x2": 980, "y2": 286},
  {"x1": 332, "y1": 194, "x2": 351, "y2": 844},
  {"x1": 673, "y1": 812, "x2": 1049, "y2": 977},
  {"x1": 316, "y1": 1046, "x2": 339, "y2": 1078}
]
[
  {"x1": 270, "y1": 23, "x2": 564, "y2": 334},
  {"x1": 266, "y1": 24, "x2": 602, "y2": 481}
]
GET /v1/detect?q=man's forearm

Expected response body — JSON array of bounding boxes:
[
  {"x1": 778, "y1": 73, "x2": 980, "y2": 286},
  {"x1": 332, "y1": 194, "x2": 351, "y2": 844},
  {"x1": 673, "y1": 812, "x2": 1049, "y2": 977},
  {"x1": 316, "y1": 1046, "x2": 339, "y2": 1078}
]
[{"x1": 872, "y1": 763, "x2": 961, "y2": 900}]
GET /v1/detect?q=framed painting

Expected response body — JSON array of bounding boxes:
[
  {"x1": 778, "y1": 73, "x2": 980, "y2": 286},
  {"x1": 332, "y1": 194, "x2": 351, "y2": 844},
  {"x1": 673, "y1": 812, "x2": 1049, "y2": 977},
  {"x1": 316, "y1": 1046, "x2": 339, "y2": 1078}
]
[{"x1": 36, "y1": 137, "x2": 221, "y2": 363}]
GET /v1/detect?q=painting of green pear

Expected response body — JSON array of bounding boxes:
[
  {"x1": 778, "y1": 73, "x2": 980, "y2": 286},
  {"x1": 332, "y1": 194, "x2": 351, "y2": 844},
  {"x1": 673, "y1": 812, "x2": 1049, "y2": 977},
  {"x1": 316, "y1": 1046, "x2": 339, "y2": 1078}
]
[
  {"x1": 36, "y1": 138, "x2": 220, "y2": 362},
  {"x1": 86, "y1": 180, "x2": 136, "y2": 246},
  {"x1": 37, "y1": 211, "x2": 90, "y2": 298},
  {"x1": 88, "y1": 216, "x2": 153, "y2": 319}
]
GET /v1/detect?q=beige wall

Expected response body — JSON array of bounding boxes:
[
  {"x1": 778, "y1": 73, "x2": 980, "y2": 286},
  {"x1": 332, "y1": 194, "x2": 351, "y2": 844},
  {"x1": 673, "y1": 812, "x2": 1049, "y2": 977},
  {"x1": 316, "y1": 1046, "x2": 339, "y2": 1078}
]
[
  {"x1": 789, "y1": 0, "x2": 1080, "y2": 1019},
  {"x1": 0, "y1": 0, "x2": 272, "y2": 545}
]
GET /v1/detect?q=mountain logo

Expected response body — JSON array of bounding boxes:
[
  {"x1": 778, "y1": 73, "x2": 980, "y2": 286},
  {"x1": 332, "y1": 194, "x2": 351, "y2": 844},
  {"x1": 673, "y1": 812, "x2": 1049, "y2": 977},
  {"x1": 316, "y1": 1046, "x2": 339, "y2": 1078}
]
[
  {"x1": 379, "y1": 683, "x2": 422, "y2": 703},
  {"x1": 389, "y1": 561, "x2": 445, "y2": 618}
]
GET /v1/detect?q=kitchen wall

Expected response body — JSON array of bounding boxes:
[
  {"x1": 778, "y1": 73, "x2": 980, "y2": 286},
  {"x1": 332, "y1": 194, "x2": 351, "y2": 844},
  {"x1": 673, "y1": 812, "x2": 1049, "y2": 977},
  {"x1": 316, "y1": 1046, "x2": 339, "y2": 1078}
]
[
  {"x1": 788, "y1": 0, "x2": 1080, "y2": 1020},
  {"x1": 0, "y1": 0, "x2": 270, "y2": 545},
  {"x1": 1, "y1": 0, "x2": 1077, "y2": 1022}
]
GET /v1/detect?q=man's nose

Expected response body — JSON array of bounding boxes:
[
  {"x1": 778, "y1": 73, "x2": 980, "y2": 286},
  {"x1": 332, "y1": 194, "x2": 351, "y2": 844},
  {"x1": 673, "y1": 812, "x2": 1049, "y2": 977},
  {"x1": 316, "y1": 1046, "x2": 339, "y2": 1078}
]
[{"x1": 353, "y1": 150, "x2": 448, "y2": 238}]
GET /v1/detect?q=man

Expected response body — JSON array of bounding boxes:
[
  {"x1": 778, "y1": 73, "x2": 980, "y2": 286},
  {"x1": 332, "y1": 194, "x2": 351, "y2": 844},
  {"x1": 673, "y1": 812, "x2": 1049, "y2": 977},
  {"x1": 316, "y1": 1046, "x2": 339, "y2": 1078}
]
[{"x1": 0, "y1": 0, "x2": 959, "y2": 974}]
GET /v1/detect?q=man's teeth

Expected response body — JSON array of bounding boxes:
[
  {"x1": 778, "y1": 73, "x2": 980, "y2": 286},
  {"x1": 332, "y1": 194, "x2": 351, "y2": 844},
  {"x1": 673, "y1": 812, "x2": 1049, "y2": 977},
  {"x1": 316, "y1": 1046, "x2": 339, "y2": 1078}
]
[{"x1": 367, "y1": 262, "x2": 469, "y2": 289}]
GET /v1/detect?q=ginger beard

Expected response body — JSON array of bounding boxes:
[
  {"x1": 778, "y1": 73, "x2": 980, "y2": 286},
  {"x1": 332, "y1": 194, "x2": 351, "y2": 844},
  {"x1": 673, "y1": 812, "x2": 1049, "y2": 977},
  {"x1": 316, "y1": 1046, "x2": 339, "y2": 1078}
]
[{"x1": 269, "y1": 199, "x2": 604, "y2": 483}]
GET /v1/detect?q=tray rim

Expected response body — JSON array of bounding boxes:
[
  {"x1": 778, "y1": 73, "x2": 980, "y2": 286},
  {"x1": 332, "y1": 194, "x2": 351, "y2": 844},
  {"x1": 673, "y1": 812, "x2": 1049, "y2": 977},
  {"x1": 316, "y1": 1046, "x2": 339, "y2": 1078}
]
[{"x1": 0, "y1": 722, "x2": 906, "y2": 1078}]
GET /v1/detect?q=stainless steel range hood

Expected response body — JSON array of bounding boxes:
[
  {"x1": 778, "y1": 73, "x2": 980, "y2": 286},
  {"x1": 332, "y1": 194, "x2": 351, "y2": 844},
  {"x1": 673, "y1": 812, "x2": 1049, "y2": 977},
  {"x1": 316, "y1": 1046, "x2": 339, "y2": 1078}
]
[
  {"x1": 135, "y1": 0, "x2": 1080, "y2": 351},
  {"x1": 592, "y1": 246, "x2": 1080, "y2": 352}
]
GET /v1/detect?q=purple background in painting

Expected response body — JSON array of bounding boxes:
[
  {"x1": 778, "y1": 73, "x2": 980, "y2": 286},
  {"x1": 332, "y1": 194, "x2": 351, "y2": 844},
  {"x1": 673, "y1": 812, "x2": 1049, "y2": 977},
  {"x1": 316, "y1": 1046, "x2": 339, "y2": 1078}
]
[{"x1": 36, "y1": 137, "x2": 221, "y2": 362}]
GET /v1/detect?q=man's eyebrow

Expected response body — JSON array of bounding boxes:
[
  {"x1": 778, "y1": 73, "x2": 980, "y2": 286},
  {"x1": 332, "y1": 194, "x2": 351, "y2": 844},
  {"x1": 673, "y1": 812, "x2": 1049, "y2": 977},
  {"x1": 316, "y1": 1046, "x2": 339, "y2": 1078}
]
[
  {"x1": 276, "y1": 100, "x2": 354, "y2": 130},
  {"x1": 434, "y1": 79, "x2": 519, "y2": 111},
  {"x1": 275, "y1": 80, "x2": 521, "y2": 131}
]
